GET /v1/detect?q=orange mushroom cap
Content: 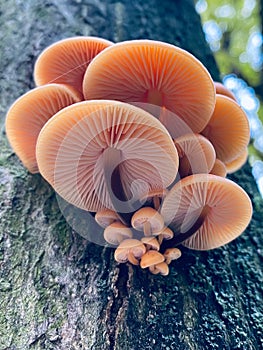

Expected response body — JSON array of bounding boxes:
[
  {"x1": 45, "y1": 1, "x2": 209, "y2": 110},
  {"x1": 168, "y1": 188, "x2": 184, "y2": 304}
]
[
  {"x1": 225, "y1": 148, "x2": 248, "y2": 174},
  {"x1": 174, "y1": 133, "x2": 216, "y2": 178},
  {"x1": 201, "y1": 94, "x2": 250, "y2": 163},
  {"x1": 5, "y1": 84, "x2": 81, "y2": 173},
  {"x1": 161, "y1": 174, "x2": 252, "y2": 250},
  {"x1": 214, "y1": 82, "x2": 237, "y2": 101},
  {"x1": 114, "y1": 238, "x2": 146, "y2": 264},
  {"x1": 209, "y1": 159, "x2": 227, "y2": 178},
  {"x1": 36, "y1": 100, "x2": 179, "y2": 215},
  {"x1": 83, "y1": 39, "x2": 215, "y2": 133},
  {"x1": 34, "y1": 36, "x2": 113, "y2": 96}
]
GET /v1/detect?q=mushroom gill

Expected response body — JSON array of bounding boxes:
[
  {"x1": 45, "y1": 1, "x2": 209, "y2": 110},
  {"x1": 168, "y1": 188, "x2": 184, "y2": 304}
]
[
  {"x1": 161, "y1": 174, "x2": 252, "y2": 250},
  {"x1": 201, "y1": 94, "x2": 250, "y2": 163},
  {"x1": 34, "y1": 36, "x2": 113, "y2": 96},
  {"x1": 83, "y1": 39, "x2": 215, "y2": 133},
  {"x1": 36, "y1": 100, "x2": 179, "y2": 218}
]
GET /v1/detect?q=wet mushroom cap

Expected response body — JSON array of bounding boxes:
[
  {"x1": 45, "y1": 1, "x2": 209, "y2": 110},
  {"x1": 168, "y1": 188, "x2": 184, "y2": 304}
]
[
  {"x1": 140, "y1": 250, "x2": 165, "y2": 268},
  {"x1": 141, "y1": 236, "x2": 160, "y2": 251},
  {"x1": 36, "y1": 100, "x2": 179, "y2": 213},
  {"x1": 225, "y1": 148, "x2": 248, "y2": 174},
  {"x1": 209, "y1": 159, "x2": 227, "y2": 178},
  {"x1": 95, "y1": 209, "x2": 119, "y2": 228},
  {"x1": 131, "y1": 207, "x2": 164, "y2": 234},
  {"x1": 103, "y1": 222, "x2": 133, "y2": 245},
  {"x1": 5, "y1": 84, "x2": 81, "y2": 173},
  {"x1": 201, "y1": 94, "x2": 250, "y2": 163},
  {"x1": 34, "y1": 36, "x2": 113, "y2": 96},
  {"x1": 214, "y1": 82, "x2": 237, "y2": 101},
  {"x1": 149, "y1": 262, "x2": 169, "y2": 276},
  {"x1": 174, "y1": 133, "x2": 216, "y2": 177},
  {"x1": 164, "y1": 248, "x2": 182, "y2": 264},
  {"x1": 157, "y1": 227, "x2": 174, "y2": 240},
  {"x1": 114, "y1": 239, "x2": 146, "y2": 263},
  {"x1": 83, "y1": 39, "x2": 215, "y2": 133},
  {"x1": 161, "y1": 174, "x2": 252, "y2": 250}
]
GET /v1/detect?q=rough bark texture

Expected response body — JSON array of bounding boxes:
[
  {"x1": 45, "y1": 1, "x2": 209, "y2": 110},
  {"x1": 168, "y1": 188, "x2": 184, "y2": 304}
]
[{"x1": 0, "y1": 1, "x2": 262, "y2": 349}]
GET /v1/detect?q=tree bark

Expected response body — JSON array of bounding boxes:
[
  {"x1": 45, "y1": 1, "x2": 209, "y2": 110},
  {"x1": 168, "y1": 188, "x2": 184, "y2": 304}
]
[{"x1": 0, "y1": 1, "x2": 262, "y2": 349}]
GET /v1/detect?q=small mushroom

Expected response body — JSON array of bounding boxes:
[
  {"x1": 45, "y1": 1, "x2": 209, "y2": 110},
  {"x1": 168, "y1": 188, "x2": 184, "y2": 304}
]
[
  {"x1": 104, "y1": 222, "x2": 133, "y2": 246},
  {"x1": 225, "y1": 148, "x2": 248, "y2": 174},
  {"x1": 34, "y1": 36, "x2": 113, "y2": 96},
  {"x1": 161, "y1": 174, "x2": 253, "y2": 250},
  {"x1": 140, "y1": 250, "x2": 165, "y2": 269},
  {"x1": 201, "y1": 94, "x2": 250, "y2": 163},
  {"x1": 83, "y1": 39, "x2": 215, "y2": 133},
  {"x1": 141, "y1": 236, "x2": 160, "y2": 251},
  {"x1": 114, "y1": 239, "x2": 146, "y2": 265},
  {"x1": 149, "y1": 262, "x2": 169, "y2": 276},
  {"x1": 156, "y1": 226, "x2": 174, "y2": 244},
  {"x1": 209, "y1": 159, "x2": 227, "y2": 177},
  {"x1": 174, "y1": 133, "x2": 216, "y2": 178},
  {"x1": 214, "y1": 82, "x2": 237, "y2": 101},
  {"x1": 163, "y1": 248, "x2": 182, "y2": 264},
  {"x1": 36, "y1": 100, "x2": 179, "y2": 222},
  {"x1": 5, "y1": 84, "x2": 81, "y2": 173},
  {"x1": 131, "y1": 207, "x2": 164, "y2": 237},
  {"x1": 95, "y1": 209, "x2": 119, "y2": 228}
]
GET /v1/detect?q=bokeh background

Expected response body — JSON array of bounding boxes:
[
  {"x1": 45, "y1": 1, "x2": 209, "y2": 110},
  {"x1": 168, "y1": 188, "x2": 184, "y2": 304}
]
[{"x1": 196, "y1": 0, "x2": 263, "y2": 195}]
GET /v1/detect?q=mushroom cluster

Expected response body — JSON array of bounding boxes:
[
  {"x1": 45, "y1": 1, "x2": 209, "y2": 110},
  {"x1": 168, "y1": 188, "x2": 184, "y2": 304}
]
[{"x1": 5, "y1": 36, "x2": 252, "y2": 276}]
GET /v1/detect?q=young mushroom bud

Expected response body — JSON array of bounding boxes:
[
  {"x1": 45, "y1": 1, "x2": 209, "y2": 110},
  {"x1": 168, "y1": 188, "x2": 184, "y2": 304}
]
[
  {"x1": 149, "y1": 262, "x2": 169, "y2": 276},
  {"x1": 155, "y1": 226, "x2": 174, "y2": 245},
  {"x1": 131, "y1": 207, "x2": 164, "y2": 237},
  {"x1": 104, "y1": 222, "x2": 133, "y2": 246},
  {"x1": 163, "y1": 248, "x2": 182, "y2": 265},
  {"x1": 140, "y1": 250, "x2": 165, "y2": 269},
  {"x1": 114, "y1": 239, "x2": 146, "y2": 265},
  {"x1": 95, "y1": 209, "x2": 119, "y2": 228},
  {"x1": 141, "y1": 237, "x2": 160, "y2": 251}
]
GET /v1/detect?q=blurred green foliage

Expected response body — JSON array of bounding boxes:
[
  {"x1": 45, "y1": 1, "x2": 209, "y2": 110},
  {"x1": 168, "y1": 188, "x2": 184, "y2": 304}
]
[{"x1": 197, "y1": 0, "x2": 262, "y2": 86}]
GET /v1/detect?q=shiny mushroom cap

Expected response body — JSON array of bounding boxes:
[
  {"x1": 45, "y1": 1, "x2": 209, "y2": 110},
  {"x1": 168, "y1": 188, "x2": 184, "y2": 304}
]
[
  {"x1": 36, "y1": 100, "x2": 179, "y2": 215},
  {"x1": 174, "y1": 133, "x2": 216, "y2": 178},
  {"x1": 209, "y1": 159, "x2": 227, "y2": 178},
  {"x1": 95, "y1": 209, "x2": 119, "y2": 228},
  {"x1": 5, "y1": 84, "x2": 81, "y2": 173},
  {"x1": 131, "y1": 207, "x2": 164, "y2": 236},
  {"x1": 141, "y1": 236, "x2": 160, "y2": 251},
  {"x1": 201, "y1": 94, "x2": 250, "y2": 163},
  {"x1": 140, "y1": 250, "x2": 165, "y2": 268},
  {"x1": 34, "y1": 36, "x2": 113, "y2": 96},
  {"x1": 164, "y1": 248, "x2": 182, "y2": 264},
  {"x1": 114, "y1": 239, "x2": 146, "y2": 265},
  {"x1": 225, "y1": 148, "x2": 248, "y2": 174},
  {"x1": 149, "y1": 262, "x2": 169, "y2": 276},
  {"x1": 83, "y1": 39, "x2": 215, "y2": 133},
  {"x1": 104, "y1": 222, "x2": 133, "y2": 245},
  {"x1": 214, "y1": 82, "x2": 237, "y2": 101},
  {"x1": 161, "y1": 174, "x2": 252, "y2": 250}
]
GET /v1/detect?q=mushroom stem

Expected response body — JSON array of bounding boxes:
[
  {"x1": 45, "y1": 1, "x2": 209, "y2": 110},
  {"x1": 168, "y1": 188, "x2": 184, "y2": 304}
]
[
  {"x1": 127, "y1": 251, "x2": 139, "y2": 265},
  {"x1": 162, "y1": 205, "x2": 210, "y2": 248},
  {"x1": 143, "y1": 221, "x2": 151, "y2": 236},
  {"x1": 102, "y1": 147, "x2": 134, "y2": 225},
  {"x1": 153, "y1": 196, "x2": 160, "y2": 210}
]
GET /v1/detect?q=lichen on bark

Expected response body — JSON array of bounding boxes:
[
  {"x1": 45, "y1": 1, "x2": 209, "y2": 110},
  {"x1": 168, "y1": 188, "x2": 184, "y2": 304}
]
[{"x1": 0, "y1": 1, "x2": 262, "y2": 350}]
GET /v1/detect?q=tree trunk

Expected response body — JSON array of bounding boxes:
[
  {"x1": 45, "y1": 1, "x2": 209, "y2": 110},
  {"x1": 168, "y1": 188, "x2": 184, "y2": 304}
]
[{"x1": 0, "y1": 1, "x2": 262, "y2": 349}]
